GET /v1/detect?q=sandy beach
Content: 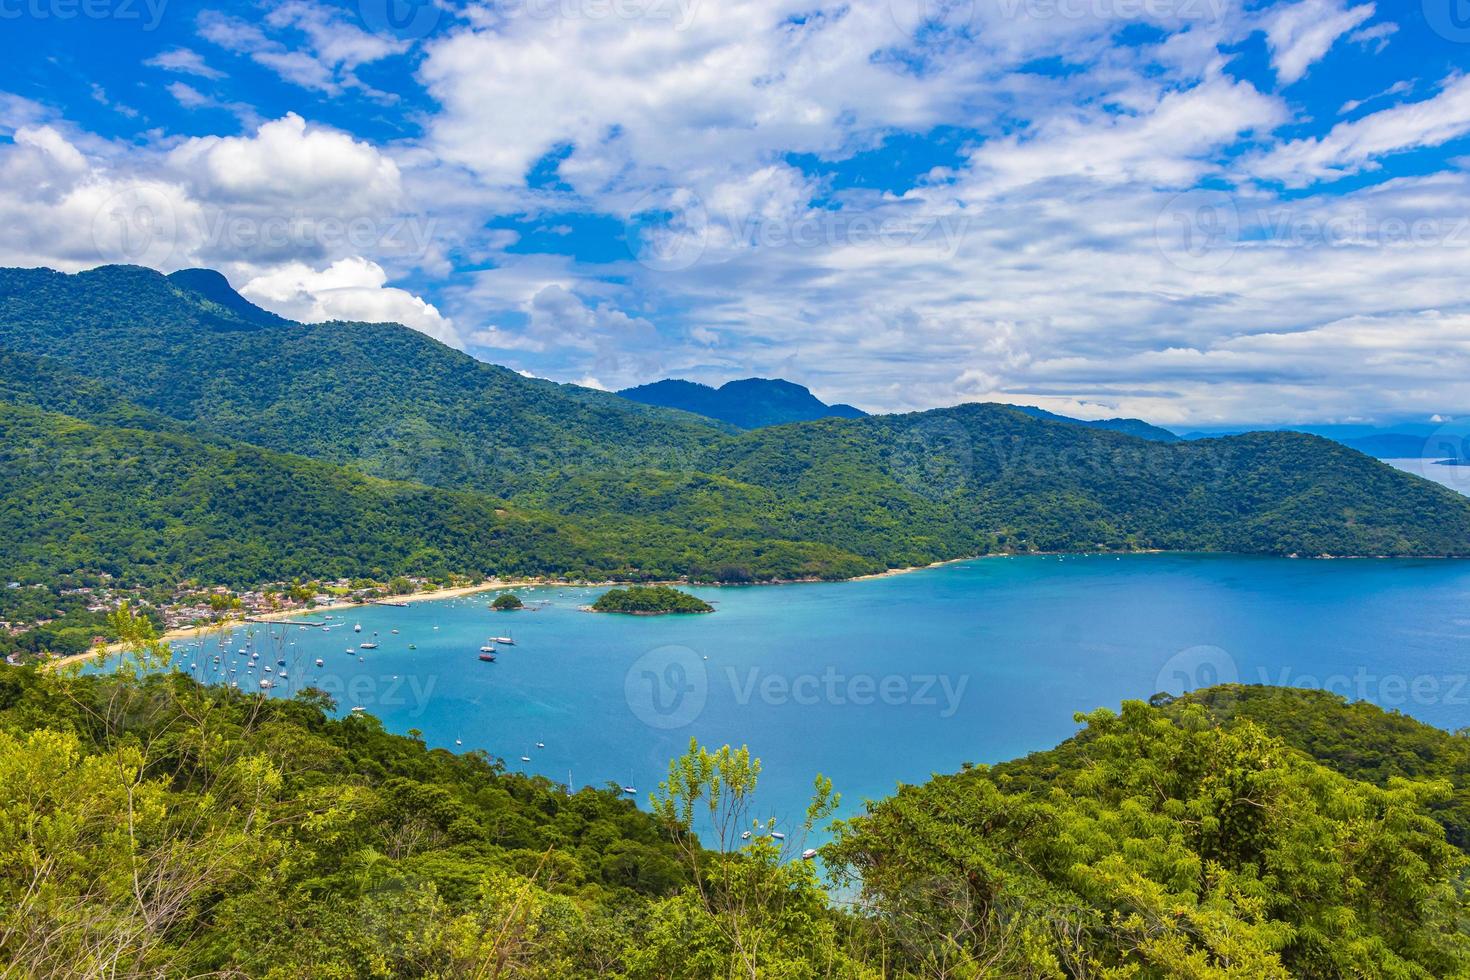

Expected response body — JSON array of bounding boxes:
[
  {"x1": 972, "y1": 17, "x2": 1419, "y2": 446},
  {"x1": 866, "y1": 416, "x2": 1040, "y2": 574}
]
[{"x1": 43, "y1": 577, "x2": 563, "y2": 671}]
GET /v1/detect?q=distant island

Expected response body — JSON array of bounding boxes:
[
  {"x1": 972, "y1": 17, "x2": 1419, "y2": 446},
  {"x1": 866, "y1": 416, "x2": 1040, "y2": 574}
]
[
  {"x1": 590, "y1": 585, "x2": 714, "y2": 615},
  {"x1": 491, "y1": 592, "x2": 524, "y2": 610}
]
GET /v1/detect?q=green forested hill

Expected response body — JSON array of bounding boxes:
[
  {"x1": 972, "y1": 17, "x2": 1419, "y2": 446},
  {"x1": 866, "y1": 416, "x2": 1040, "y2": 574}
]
[
  {"x1": 5, "y1": 657, "x2": 1468, "y2": 978},
  {"x1": 617, "y1": 376, "x2": 867, "y2": 428},
  {"x1": 4, "y1": 263, "x2": 1470, "y2": 592},
  {"x1": 0, "y1": 400, "x2": 874, "y2": 587},
  {"x1": 828, "y1": 685, "x2": 1470, "y2": 978},
  {"x1": 0, "y1": 265, "x2": 731, "y2": 493}
]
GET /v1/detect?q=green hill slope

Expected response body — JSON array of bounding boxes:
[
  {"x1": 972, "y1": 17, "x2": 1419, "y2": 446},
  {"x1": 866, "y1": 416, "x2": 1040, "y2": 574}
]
[
  {"x1": 0, "y1": 265, "x2": 729, "y2": 493},
  {"x1": 828, "y1": 686, "x2": 1470, "y2": 978},
  {"x1": 0, "y1": 400, "x2": 873, "y2": 587}
]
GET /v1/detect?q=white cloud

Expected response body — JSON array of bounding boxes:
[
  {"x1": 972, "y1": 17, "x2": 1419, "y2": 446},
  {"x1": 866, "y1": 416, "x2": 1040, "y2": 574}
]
[
  {"x1": 415, "y1": 0, "x2": 1175, "y2": 194},
  {"x1": 0, "y1": 120, "x2": 451, "y2": 358},
  {"x1": 13, "y1": 126, "x2": 88, "y2": 175},
  {"x1": 0, "y1": 92, "x2": 51, "y2": 136},
  {"x1": 145, "y1": 47, "x2": 226, "y2": 80},
  {"x1": 198, "y1": 7, "x2": 404, "y2": 97},
  {"x1": 966, "y1": 73, "x2": 1284, "y2": 191},
  {"x1": 241, "y1": 257, "x2": 459, "y2": 345},
  {"x1": 168, "y1": 113, "x2": 401, "y2": 208},
  {"x1": 1245, "y1": 74, "x2": 1470, "y2": 186},
  {"x1": 1340, "y1": 79, "x2": 1412, "y2": 116},
  {"x1": 1263, "y1": 0, "x2": 1374, "y2": 86}
]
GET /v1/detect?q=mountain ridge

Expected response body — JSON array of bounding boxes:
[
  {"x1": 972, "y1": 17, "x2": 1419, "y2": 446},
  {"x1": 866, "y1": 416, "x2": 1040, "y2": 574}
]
[{"x1": 617, "y1": 376, "x2": 866, "y2": 429}]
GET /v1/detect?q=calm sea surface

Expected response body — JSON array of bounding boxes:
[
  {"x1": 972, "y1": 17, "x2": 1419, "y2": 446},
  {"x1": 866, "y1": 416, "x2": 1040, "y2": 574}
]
[{"x1": 132, "y1": 554, "x2": 1470, "y2": 830}]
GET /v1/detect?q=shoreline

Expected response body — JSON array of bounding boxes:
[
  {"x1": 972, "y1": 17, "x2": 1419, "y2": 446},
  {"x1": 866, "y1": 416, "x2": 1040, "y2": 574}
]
[
  {"x1": 45, "y1": 578, "x2": 555, "y2": 671},
  {"x1": 42, "y1": 549, "x2": 1464, "y2": 670}
]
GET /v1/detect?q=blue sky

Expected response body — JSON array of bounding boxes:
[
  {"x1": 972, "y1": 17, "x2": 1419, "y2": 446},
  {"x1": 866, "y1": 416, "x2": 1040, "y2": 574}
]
[{"x1": 3, "y1": 0, "x2": 1470, "y2": 425}]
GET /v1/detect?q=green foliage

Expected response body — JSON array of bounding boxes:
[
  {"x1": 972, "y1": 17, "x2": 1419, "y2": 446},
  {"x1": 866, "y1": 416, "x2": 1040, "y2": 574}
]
[
  {"x1": 492, "y1": 592, "x2": 524, "y2": 611},
  {"x1": 645, "y1": 739, "x2": 855, "y2": 978},
  {"x1": 1170, "y1": 684, "x2": 1470, "y2": 851},
  {"x1": 591, "y1": 586, "x2": 714, "y2": 614},
  {"x1": 0, "y1": 660, "x2": 695, "y2": 977},
  {"x1": 1, "y1": 667, "x2": 1467, "y2": 978},
  {"x1": 826, "y1": 698, "x2": 1470, "y2": 979}
]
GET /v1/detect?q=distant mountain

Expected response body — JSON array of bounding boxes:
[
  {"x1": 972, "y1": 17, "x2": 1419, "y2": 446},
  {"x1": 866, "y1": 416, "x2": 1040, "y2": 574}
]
[
  {"x1": 618, "y1": 377, "x2": 866, "y2": 429},
  {"x1": 1009, "y1": 405, "x2": 1180, "y2": 442},
  {"x1": 1341, "y1": 434, "x2": 1441, "y2": 459},
  {"x1": 1182, "y1": 423, "x2": 1461, "y2": 461}
]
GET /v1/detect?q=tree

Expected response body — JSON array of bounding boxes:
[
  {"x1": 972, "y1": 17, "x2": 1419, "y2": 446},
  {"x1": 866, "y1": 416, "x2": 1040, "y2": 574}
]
[{"x1": 643, "y1": 739, "x2": 857, "y2": 978}]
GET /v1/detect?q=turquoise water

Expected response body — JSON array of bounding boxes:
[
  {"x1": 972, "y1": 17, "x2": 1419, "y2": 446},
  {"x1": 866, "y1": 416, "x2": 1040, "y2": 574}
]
[{"x1": 140, "y1": 554, "x2": 1470, "y2": 830}]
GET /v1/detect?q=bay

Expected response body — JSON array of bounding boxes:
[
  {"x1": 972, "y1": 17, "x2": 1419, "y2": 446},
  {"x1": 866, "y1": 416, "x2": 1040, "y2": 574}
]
[{"x1": 145, "y1": 554, "x2": 1470, "y2": 832}]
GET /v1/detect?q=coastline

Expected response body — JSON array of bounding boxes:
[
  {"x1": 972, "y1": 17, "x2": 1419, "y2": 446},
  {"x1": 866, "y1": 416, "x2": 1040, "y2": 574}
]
[
  {"x1": 851, "y1": 555, "x2": 984, "y2": 581},
  {"x1": 44, "y1": 577, "x2": 555, "y2": 671},
  {"x1": 44, "y1": 549, "x2": 1439, "y2": 671}
]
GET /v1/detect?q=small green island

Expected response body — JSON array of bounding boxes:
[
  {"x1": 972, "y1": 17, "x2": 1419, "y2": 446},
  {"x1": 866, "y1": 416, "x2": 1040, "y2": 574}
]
[
  {"x1": 590, "y1": 585, "x2": 714, "y2": 615},
  {"x1": 490, "y1": 592, "x2": 524, "y2": 611}
]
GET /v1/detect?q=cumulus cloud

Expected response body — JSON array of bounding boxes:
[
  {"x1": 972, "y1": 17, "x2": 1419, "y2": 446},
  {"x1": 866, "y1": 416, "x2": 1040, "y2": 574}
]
[
  {"x1": 241, "y1": 257, "x2": 459, "y2": 345},
  {"x1": 0, "y1": 120, "x2": 452, "y2": 351},
  {"x1": 168, "y1": 113, "x2": 401, "y2": 207}
]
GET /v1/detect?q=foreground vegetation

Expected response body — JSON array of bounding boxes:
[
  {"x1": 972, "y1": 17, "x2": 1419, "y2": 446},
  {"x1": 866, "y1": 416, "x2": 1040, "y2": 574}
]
[{"x1": 2, "y1": 609, "x2": 1467, "y2": 978}]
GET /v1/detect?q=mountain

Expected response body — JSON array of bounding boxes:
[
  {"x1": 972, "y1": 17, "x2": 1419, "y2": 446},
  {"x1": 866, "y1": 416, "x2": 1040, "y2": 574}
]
[
  {"x1": 0, "y1": 265, "x2": 729, "y2": 495},
  {"x1": 618, "y1": 377, "x2": 866, "y2": 428},
  {"x1": 1342, "y1": 433, "x2": 1442, "y2": 458},
  {"x1": 0, "y1": 397, "x2": 868, "y2": 587},
  {"x1": 166, "y1": 268, "x2": 290, "y2": 326},
  {"x1": 4, "y1": 264, "x2": 1470, "y2": 592},
  {"x1": 1008, "y1": 404, "x2": 1180, "y2": 442}
]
